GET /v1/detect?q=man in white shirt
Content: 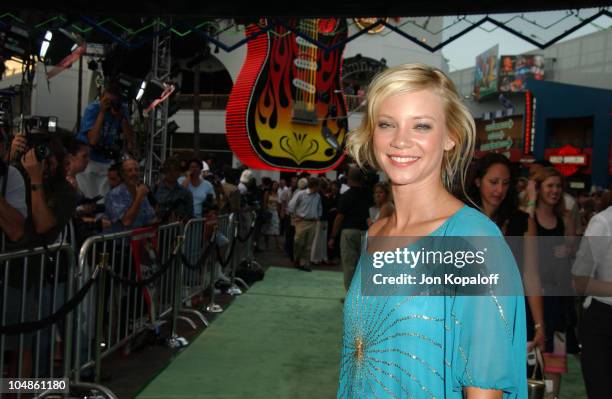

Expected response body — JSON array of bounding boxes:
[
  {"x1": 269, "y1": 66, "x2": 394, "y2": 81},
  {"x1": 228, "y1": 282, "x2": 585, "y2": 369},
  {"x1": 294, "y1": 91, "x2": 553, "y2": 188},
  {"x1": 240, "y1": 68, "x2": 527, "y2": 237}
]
[
  {"x1": 572, "y1": 202, "x2": 612, "y2": 398},
  {"x1": 288, "y1": 177, "x2": 321, "y2": 272}
]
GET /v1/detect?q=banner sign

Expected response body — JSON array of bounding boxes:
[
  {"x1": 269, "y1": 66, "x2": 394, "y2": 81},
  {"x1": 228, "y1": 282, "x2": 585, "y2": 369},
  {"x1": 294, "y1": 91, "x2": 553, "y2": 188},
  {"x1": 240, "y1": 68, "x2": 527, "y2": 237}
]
[
  {"x1": 498, "y1": 55, "x2": 544, "y2": 93},
  {"x1": 473, "y1": 45, "x2": 499, "y2": 100}
]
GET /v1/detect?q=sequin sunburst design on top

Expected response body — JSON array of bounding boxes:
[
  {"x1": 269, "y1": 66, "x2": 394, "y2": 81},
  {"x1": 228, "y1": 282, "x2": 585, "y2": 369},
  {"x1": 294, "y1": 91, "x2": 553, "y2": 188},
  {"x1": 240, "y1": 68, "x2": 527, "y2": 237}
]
[{"x1": 353, "y1": 336, "x2": 365, "y2": 363}]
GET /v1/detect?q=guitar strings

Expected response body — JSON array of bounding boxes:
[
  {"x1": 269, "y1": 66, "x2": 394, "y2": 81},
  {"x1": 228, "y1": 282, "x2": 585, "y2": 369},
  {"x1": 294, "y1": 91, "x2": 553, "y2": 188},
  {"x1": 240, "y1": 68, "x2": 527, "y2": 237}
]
[{"x1": 309, "y1": 19, "x2": 317, "y2": 111}]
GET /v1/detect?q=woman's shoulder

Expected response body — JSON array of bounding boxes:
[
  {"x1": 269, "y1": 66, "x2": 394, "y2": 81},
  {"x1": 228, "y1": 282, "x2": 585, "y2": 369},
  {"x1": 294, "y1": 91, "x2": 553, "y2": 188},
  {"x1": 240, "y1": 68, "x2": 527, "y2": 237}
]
[
  {"x1": 448, "y1": 205, "x2": 503, "y2": 237},
  {"x1": 367, "y1": 213, "x2": 392, "y2": 238}
]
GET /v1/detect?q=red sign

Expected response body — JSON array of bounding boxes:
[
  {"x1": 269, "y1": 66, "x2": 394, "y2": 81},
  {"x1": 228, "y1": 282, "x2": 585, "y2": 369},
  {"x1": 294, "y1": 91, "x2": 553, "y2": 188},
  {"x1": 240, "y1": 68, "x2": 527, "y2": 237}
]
[{"x1": 546, "y1": 145, "x2": 588, "y2": 177}]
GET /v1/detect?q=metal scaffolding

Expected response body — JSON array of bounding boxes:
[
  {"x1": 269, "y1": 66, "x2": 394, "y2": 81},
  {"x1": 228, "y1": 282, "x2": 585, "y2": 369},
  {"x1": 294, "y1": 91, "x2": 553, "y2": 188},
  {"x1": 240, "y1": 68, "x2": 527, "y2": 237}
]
[{"x1": 144, "y1": 18, "x2": 172, "y2": 186}]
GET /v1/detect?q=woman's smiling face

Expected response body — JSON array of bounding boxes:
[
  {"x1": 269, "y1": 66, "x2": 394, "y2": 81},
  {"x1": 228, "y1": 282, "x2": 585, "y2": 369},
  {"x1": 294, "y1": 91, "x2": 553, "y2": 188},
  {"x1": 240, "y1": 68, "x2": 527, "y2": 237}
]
[{"x1": 372, "y1": 90, "x2": 455, "y2": 187}]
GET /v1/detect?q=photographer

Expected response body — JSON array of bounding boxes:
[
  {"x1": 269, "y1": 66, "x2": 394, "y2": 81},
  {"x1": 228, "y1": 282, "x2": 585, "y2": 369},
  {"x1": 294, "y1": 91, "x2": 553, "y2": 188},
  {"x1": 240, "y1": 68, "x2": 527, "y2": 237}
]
[
  {"x1": 0, "y1": 130, "x2": 26, "y2": 243},
  {"x1": 76, "y1": 80, "x2": 135, "y2": 199},
  {"x1": 9, "y1": 132, "x2": 76, "y2": 248},
  {"x1": 64, "y1": 137, "x2": 110, "y2": 246},
  {"x1": 104, "y1": 158, "x2": 157, "y2": 233},
  {"x1": 153, "y1": 157, "x2": 193, "y2": 223}
]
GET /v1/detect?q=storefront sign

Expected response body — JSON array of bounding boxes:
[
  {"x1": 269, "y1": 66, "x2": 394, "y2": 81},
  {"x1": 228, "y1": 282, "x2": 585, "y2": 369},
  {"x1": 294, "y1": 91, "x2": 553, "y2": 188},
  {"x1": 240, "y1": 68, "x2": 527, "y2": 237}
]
[
  {"x1": 547, "y1": 145, "x2": 587, "y2": 177},
  {"x1": 481, "y1": 138, "x2": 514, "y2": 152},
  {"x1": 523, "y1": 91, "x2": 536, "y2": 155},
  {"x1": 476, "y1": 115, "x2": 523, "y2": 161}
]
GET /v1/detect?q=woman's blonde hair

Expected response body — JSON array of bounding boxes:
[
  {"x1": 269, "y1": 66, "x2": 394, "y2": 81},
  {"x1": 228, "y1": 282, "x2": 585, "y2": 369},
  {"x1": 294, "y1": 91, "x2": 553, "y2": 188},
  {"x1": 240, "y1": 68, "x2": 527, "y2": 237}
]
[{"x1": 345, "y1": 63, "x2": 476, "y2": 194}]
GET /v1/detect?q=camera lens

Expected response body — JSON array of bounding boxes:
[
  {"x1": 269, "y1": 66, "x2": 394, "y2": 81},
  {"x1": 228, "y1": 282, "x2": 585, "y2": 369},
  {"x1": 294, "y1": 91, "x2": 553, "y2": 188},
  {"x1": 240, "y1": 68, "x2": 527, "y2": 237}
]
[{"x1": 34, "y1": 144, "x2": 52, "y2": 162}]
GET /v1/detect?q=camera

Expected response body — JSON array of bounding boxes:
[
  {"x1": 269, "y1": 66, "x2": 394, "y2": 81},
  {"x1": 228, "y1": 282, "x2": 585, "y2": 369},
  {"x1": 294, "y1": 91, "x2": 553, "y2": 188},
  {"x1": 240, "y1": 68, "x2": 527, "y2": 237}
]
[
  {"x1": 92, "y1": 143, "x2": 122, "y2": 161},
  {"x1": 76, "y1": 195, "x2": 105, "y2": 215},
  {"x1": 110, "y1": 98, "x2": 122, "y2": 112},
  {"x1": 19, "y1": 116, "x2": 58, "y2": 162}
]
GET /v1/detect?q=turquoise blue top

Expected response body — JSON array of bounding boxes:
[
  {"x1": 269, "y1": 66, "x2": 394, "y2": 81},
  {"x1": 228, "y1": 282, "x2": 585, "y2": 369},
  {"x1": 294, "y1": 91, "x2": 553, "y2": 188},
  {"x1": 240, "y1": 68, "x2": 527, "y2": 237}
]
[{"x1": 337, "y1": 205, "x2": 527, "y2": 399}]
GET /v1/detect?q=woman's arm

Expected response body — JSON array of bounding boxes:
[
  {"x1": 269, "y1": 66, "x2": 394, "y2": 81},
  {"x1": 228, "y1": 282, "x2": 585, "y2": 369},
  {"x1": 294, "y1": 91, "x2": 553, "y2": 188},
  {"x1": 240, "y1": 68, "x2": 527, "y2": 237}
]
[
  {"x1": 464, "y1": 387, "x2": 503, "y2": 399},
  {"x1": 523, "y1": 217, "x2": 545, "y2": 351}
]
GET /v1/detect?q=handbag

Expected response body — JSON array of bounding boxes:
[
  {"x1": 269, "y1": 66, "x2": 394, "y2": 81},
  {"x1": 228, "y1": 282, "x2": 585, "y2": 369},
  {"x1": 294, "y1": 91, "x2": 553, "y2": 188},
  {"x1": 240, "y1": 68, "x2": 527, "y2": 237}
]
[{"x1": 527, "y1": 348, "x2": 546, "y2": 399}]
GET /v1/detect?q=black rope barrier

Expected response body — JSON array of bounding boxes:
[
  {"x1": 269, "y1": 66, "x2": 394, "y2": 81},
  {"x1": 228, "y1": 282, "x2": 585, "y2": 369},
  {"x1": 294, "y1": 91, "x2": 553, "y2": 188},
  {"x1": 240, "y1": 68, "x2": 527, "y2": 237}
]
[
  {"x1": 104, "y1": 252, "x2": 177, "y2": 287},
  {"x1": 215, "y1": 231, "x2": 238, "y2": 268},
  {"x1": 237, "y1": 214, "x2": 256, "y2": 243},
  {"x1": 0, "y1": 213, "x2": 253, "y2": 337},
  {"x1": 0, "y1": 274, "x2": 97, "y2": 335},
  {"x1": 179, "y1": 235, "x2": 217, "y2": 270}
]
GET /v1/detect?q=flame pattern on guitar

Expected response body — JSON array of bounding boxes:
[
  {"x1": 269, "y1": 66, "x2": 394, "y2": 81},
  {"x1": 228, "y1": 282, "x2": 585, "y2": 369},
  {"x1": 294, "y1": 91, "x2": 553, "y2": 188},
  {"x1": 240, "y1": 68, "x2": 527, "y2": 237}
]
[{"x1": 226, "y1": 19, "x2": 348, "y2": 172}]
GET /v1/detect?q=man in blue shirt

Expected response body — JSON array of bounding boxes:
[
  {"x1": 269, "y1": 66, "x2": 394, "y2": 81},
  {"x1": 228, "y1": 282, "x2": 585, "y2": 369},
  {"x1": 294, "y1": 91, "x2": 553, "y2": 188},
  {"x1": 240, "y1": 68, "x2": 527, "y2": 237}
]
[
  {"x1": 178, "y1": 159, "x2": 216, "y2": 218},
  {"x1": 76, "y1": 80, "x2": 135, "y2": 199},
  {"x1": 154, "y1": 157, "x2": 193, "y2": 223},
  {"x1": 105, "y1": 159, "x2": 157, "y2": 233}
]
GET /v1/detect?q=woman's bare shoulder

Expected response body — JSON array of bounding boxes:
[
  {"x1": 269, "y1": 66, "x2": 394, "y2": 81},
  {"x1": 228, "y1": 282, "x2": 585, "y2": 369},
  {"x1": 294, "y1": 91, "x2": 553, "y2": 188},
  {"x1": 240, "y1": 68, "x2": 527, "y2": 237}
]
[{"x1": 368, "y1": 215, "x2": 391, "y2": 238}]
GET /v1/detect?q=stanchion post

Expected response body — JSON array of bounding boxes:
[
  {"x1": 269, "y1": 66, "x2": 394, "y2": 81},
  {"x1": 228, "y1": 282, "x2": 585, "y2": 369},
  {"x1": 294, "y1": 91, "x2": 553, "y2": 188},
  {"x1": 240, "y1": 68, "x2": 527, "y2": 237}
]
[
  {"x1": 63, "y1": 247, "x2": 76, "y2": 378},
  {"x1": 171, "y1": 235, "x2": 185, "y2": 338},
  {"x1": 206, "y1": 225, "x2": 223, "y2": 313},
  {"x1": 229, "y1": 215, "x2": 238, "y2": 285},
  {"x1": 94, "y1": 253, "x2": 109, "y2": 385}
]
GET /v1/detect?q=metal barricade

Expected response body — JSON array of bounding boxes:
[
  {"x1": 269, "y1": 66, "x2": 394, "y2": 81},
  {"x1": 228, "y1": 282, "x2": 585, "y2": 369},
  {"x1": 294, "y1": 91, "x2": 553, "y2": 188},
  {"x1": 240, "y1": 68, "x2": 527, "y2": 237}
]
[
  {"x1": 179, "y1": 218, "x2": 216, "y2": 327},
  {"x1": 1, "y1": 212, "x2": 252, "y2": 394},
  {"x1": 231, "y1": 210, "x2": 260, "y2": 291},
  {"x1": 156, "y1": 223, "x2": 183, "y2": 321},
  {"x1": 75, "y1": 223, "x2": 182, "y2": 381},
  {"x1": 0, "y1": 243, "x2": 76, "y2": 386},
  {"x1": 205, "y1": 213, "x2": 233, "y2": 313}
]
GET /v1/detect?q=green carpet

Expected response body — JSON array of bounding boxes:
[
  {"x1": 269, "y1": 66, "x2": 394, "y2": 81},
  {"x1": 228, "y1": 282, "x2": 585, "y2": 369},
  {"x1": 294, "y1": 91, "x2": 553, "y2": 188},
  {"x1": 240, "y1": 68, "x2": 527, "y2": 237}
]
[
  {"x1": 135, "y1": 266, "x2": 589, "y2": 398},
  {"x1": 560, "y1": 355, "x2": 587, "y2": 399},
  {"x1": 135, "y1": 267, "x2": 345, "y2": 399}
]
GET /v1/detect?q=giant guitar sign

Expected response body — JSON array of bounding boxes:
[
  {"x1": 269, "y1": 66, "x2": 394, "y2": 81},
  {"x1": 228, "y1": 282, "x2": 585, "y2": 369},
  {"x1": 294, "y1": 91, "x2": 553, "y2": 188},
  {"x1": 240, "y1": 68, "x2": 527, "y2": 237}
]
[{"x1": 226, "y1": 19, "x2": 348, "y2": 172}]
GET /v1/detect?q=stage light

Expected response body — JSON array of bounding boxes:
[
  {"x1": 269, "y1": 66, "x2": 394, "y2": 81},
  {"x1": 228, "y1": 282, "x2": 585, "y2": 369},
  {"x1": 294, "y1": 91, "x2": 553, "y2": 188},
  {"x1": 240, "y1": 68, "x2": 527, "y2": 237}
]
[
  {"x1": 136, "y1": 78, "x2": 176, "y2": 114},
  {"x1": 167, "y1": 120, "x2": 179, "y2": 134},
  {"x1": 110, "y1": 73, "x2": 141, "y2": 105},
  {"x1": 38, "y1": 28, "x2": 84, "y2": 66},
  {"x1": 135, "y1": 80, "x2": 148, "y2": 102},
  {"x1": 39, "y1": 31, "x2": 52, "y2": 58}
]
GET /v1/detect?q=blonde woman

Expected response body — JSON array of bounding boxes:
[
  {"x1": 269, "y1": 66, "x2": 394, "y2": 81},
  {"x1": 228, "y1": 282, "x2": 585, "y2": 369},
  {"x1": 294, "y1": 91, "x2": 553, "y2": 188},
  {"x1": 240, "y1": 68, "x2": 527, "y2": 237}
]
[
  {"x1": 337, "y1": 64, "x2": 526, "y2": 399},
  {"x1": 531, "y1": 167, "x2": 576, "y2": 399}
]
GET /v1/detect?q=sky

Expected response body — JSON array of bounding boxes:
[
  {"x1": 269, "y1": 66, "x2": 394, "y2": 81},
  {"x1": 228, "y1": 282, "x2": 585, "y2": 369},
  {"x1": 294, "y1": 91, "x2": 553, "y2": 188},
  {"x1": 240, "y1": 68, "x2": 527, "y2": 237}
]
[{"x1": 440, "y1": 12, "x2": 610, "y2": 71}]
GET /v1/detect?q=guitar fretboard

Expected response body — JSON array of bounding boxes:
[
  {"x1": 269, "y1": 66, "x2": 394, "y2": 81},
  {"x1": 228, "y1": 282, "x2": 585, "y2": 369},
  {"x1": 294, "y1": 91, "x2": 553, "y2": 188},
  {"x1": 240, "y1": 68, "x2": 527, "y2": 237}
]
[{"x1": 294, "y1": 19, "x2": 319, "y2": 112}]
